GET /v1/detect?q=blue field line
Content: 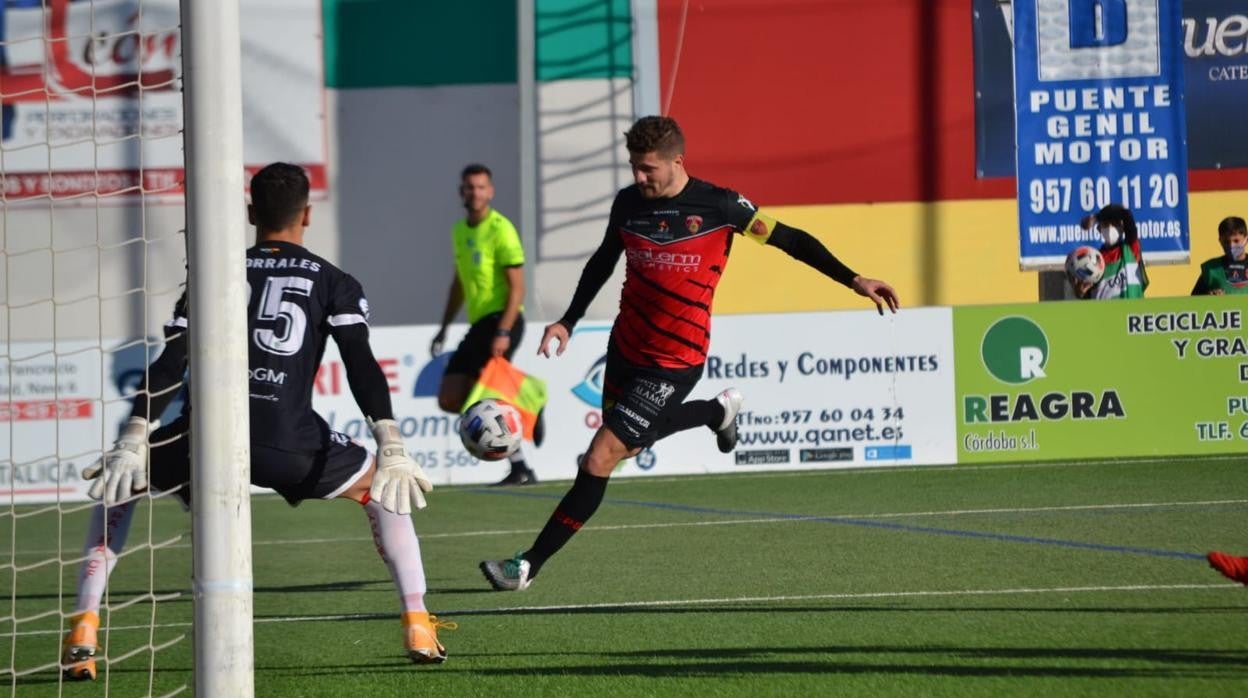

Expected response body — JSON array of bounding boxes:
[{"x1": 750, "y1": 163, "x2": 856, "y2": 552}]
[{"x1": 469, "y1": 489, "x2": 1206, "y2": 562}]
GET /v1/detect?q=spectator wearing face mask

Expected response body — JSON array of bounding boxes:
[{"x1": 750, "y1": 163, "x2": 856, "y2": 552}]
[
  {"x1": 1079, "y1": 203, "x2": 1149, "y2": 300},
  {"x1": 1191, "y1": 216, "x2": 1248, "y2": 296}
]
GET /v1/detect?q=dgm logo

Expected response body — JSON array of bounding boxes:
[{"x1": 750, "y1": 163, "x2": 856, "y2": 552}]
[{"x1": 965, "y1": 316, "x2": 1125, "y2": 424}]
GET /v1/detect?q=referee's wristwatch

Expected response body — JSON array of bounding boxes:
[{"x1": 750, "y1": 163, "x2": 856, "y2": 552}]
[{"x1": 495, "y1": 328, "x2": 512, "y2": 337}]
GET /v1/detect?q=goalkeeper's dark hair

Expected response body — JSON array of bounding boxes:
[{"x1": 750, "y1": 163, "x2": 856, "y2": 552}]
[
  {"x1": 1218, "y1": 216, "x2": 1247, "y2": 238},
  {"x1": 250, "y1": 162, "x2": 309, "y2": 231},
  {"x1": 461, "y1": 163, "x2": 492, "y2": 181},
  {"x1": 625, "y1": 116, "x2": 685, "y2": 157}
]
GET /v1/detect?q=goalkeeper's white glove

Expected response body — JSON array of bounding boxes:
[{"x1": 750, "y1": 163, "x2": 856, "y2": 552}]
[
  {"x1": 83, "y1": 417, "x2": 150, "y2": 505},
  {"x1": 368, "y1": 418, "x2": 432, "y2": 515}
]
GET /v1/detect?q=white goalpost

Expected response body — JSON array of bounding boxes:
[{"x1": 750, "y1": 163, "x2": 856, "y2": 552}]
[{"x1": 179, "y1": 0, "x2": 254, "y2": 695}]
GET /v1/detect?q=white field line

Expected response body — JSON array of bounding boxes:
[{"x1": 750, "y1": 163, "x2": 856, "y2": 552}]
[
  {"x1": 5, "y1": 498, "x2": 1247, "y2": 558},
  {"x1": 6, "y1": 582, "x2": 1239, "y2": 640},
  {"x1": 515, "y1": 453, "x2": 1248, "y2": 489}
]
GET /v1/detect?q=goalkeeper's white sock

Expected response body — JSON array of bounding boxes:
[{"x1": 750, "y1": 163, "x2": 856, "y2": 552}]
[
  {"x1": 75, "y1": 502, "x2": 137, "y2": 613},
  {"x1": 363, "y1": 498, "x2": 427, "y2": 612}
]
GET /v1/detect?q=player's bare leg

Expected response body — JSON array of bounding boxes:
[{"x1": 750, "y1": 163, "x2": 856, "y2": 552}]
[
  {"x1": 480, "y1": 427, "x2": 634, "y2": 590},
  {"x1": 343, "y1": 462, "x2": 451, "y2": 663},
  {"x1": 577, "y1": 426, "x2": 637, "y2": 477},
  {"x1": 438, "y1": 373, "x2": 536, "y2": 486}
]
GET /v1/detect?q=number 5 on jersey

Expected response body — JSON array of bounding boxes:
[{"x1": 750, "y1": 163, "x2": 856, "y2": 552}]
[{"x1": 247, "y1": 276, "x2": 314, "y2": 356}]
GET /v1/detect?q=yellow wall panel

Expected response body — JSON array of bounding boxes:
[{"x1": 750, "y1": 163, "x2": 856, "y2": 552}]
[{"x1": 716, "y1": 191, "x2": 1246, "y2": 314}]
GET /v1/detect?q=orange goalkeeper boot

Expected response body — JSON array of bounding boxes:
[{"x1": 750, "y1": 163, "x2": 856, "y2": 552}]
[
  {"x1": 402, "y1": 611, "x2": 455, "y2": 664},
  {"x1": 1208, "y1": 551, "x2": 1248, "y2": 586},
  {"x1": 61, "y1": 610, "x2": 100, "y2": 681}
]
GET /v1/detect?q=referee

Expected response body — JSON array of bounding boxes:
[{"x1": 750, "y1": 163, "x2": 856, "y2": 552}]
[{"x1": 431, "y1": 163, "x2": 538, "y2": 485}]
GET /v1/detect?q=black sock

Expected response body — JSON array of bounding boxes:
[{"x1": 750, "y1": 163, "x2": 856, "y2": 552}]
[
  {"x1": 523, "y1": 468, "x2": 609, "y2": 576},
  {"x1": 654, "y1": 399, "x2": 724, "y2": 441}
]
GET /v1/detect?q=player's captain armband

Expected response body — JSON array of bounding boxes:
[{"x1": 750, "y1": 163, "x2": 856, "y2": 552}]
[{"x1": 743, "y1": 212, "x2": 778, "y2": 245}]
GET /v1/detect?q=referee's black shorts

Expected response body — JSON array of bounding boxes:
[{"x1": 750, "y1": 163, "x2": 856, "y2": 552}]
[{"x1": 444, "y1": 311, "x2": 525, "y2": 379}]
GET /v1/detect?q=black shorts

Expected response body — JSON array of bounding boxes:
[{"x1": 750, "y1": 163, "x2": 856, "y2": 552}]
[
  {"x1": 147, "y1": 416, "x2": 372, "y2": 506},
  {"x1": 444, "y1": 312, "x2": 525, "y2": 378},
  {"x1": 601, "y1": 342, "x2": 703, "y2": 450}
]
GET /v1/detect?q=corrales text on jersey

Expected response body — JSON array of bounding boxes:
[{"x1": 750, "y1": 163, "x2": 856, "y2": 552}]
[{"x1": 246, "y1": 257, "x2": 322, "y2": 272}]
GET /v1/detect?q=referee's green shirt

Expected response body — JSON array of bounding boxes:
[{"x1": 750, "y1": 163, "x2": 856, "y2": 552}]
[{"x1": 452, "y1": 209, "x2": 525, "y2": 323}]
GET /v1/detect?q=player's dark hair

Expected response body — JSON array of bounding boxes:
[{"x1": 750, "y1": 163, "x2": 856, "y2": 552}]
[
  {"x1": 625, "y1": 116, "x2": 685, "y2": 157},
  {"x1": 1218, "y1": 216, "x2": 1247, "y2": 237},
  {"x1": 461, "y1": 163, "x2": 492, "y2": 181},
  {"x1": 1093, "y1": 203, "x2": 1137, "y2": 241},
  {"x1": 250, "y1": 163, "x2": 309, "y2": 231}
]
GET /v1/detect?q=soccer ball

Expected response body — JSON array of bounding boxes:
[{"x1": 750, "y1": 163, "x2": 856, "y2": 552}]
[
  {"x1": 458, "y1": 399, "x2": 523, "y2": 461},
  {"x1": 1065, "y1": 245, "x2": 1105, "y2": 284}
]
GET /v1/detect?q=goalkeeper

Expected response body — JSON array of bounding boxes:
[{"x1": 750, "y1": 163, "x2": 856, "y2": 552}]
[{"x1": 62, "y1": 164, "x2": 448, "y2": 681}]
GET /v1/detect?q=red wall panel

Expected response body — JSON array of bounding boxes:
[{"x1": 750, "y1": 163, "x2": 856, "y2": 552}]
[{"x1": 655, "y1": 0, "x2": 1248, "y2": 206}]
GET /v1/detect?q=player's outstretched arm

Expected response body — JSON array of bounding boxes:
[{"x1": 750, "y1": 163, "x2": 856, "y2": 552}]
[
  {"x1": 334, "y1": 325, "x2": 432, "y2": 514},
  {"x1": 764, "y1": 222, "x2": 900, "y2": 315},
  {"x1": 84, "y1": 303, "x2": 192, "y2": 504},
  {"x1": 83, "y1": 416, "x2": 151, "y2": 504},
  {"x1": 336, "y1": 326, "x2": 396, "y2": 425},
  {"x1": 541, "y1": 226, "x2": 623, "y2": 357},
  {"x1": 368, "y1": 417, "x2": 432, "y2": 515},
  {"x1": 538, "y1": 320, "x2": 571, "y2": 358},
  {"x1": 131, "y1": 299, "x2": 191, "y2": 423},
  {"x1": 849, "y1": 276, "x2": 900, "y2": 315}
]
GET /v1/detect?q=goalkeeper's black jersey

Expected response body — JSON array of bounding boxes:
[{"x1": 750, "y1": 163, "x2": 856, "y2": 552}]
[{"x1": 163, "y1": 241, "x2": 374, "y2": 453}]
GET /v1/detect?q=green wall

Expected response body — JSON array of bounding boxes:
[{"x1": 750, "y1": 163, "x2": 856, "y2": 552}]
[
  {"x1": 323, "y1": 0, "x2": 632, "y2": 88},
  {"x1": 536, "y1": 0, "x2": 632, "y2": 81}
]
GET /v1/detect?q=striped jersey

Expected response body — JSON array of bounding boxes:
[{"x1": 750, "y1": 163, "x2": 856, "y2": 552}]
[
  {"x1": 1094, "y1": 239, "x2": 1148, "y2": 300},
  {"x1": 605, "y1": 178, "x2": 769, "y2": 368}
]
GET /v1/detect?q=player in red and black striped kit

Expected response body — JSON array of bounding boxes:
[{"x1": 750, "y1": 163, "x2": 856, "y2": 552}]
[{"x1": 481, "y1": 116, "x2": 899, "y2": 590}]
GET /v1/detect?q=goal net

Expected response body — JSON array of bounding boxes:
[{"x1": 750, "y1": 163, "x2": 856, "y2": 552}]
[{"x1": 1, "y1": 1, "x2": 215, "y2": 694}]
